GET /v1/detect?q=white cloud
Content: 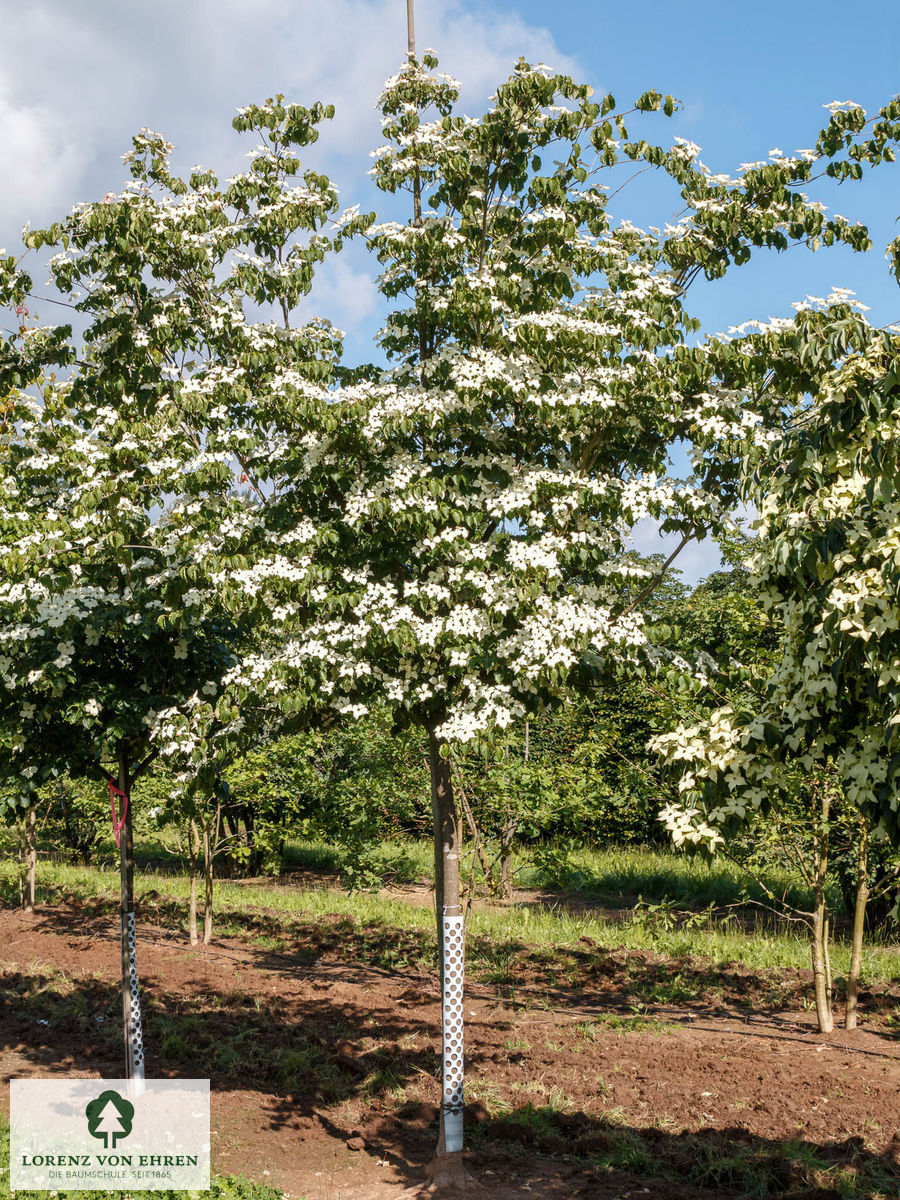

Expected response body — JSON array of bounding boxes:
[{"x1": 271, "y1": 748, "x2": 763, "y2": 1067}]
[
  {"x1": 0, "y1": 4, "x2": 148, "y2": 231},
  {"x1": 0, "y1": 85, "x2": 79, "y2": 229},
  {"x1": 303, "y1": 250, "x2": 380, "y2": 335},
  {"x1": 0, "y1": 1, "x2": 578, "y2": 250}
]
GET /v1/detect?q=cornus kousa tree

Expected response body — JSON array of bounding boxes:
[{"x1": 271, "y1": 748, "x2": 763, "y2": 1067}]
[
  {"x1": 0, "y1": 270, "x2": 82, "y2": 905},
  {"x1": 238, "y1": 55, "x2": 888, "y2": 1185},
  {"x1": 653, "y1": 300, "x2": 900, "y2": 1032},
  {"x1": 0, "y1": 97, "x2": 360, "y2": 1078},
  {"x1": 2, "y1": 51, "x2": 898, "y2": 1182}
]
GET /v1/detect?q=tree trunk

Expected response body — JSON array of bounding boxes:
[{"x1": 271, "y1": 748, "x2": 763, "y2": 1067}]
[
  {"x1": 118, "y1": 743, "x2": 145, "y2": 1082},
  {"x1": 823, "y1": 913, "x2": 833, "y2": 1014},
  {"x1": 499, "y1": 721, "x2": 528, "y2": 898},
  {"x1": 457, "y1": 776, "x2": 490, "y2": 896},
  {"x1": 427, "y1": 729, "x2": 467, "y2": 1190},
  {"x1": 202, "y1": 799, "x2": 221, "y2": 945},
  {"x1": 188, "y1": 819, "x2": 200, "y2": 946},
  {"x1": 845, "y1": 821, "x2": 869, "y2": 1030},
  {"x1": 811, "y1": 899, "x2": 833, "y2": 1034},
  {"x1": 499, "y1": 816, "x2": 517, "y2": 900},
  {"x1": 203, "y1": 827, "x2": 213, "y2": 944},
  {"x1": 810, "y1": 780, "x2": 833, "y2": 1034},
  {"x1": 23, "y1": 807, "x2": 37, "y2": 912}
]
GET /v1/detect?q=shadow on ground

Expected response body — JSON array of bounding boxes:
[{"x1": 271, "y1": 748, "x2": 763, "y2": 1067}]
[
  {"x1": 2, "y1": 943, "x2": 900, "y2": 1200},
  {"x1": 21, "y1": 891, "x2": 900, "y2": 1033}
]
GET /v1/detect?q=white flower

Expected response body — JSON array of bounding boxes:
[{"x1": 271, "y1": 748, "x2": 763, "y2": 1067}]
[{"x1": 53, "y1": 641, "x2": 75, "y2": 668}]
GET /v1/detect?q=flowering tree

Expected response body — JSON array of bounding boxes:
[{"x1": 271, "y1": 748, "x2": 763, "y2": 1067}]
[
  {"x1": 238, "y1": 55, "x2": 887, "y2": 1185},
  {"x1": 0, "y1": 97, "x2": 357, "y2": 1076},
  {"x1": 653, "y1": 301, "x2": 900, "y2": 1031},
  {"x1": 3, "y1": 47, "x2": 898, "y2": 1178},
  {"x1": 0, "y1": 282, "x2": 78, "y2": 909}
]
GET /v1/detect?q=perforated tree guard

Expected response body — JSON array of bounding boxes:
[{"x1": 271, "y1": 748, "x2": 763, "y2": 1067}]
[
  {"x1": 123, "y1": 910, "x2": 145, "y2": 1083},
  {"x1": 115, "y1": 755, "x2": 145, "y2": 1092},
  {"x1": 441, "y1": 913, "x2": 464, "y2": 1153}
]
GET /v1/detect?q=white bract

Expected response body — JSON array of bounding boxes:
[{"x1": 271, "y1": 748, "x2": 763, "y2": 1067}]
[
  {"x1": 653, "y1": 313, "x2": 900, "y2": 848},
  {"x1": 253, "y1": 57, "x2": 881, "y2": 751},
  {"x1": 0, "y1": 98, "x2": 363, "y2": 805}
]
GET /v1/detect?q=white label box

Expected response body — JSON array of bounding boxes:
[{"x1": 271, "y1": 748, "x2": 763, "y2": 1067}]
[{"x1": 10, "y1": 1079, "x2": 210, "y2": 1191}]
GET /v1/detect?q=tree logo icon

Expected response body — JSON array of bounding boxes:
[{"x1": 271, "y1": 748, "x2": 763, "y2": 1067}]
[{"x1": 85, "y1": 1090, "x2": 135, "y2": 1149}]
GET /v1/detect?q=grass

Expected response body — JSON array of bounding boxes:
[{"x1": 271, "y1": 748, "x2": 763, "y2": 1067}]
[
  {"x1": 9, "y1": 848, "x2": 899, "y2": 990},
  {"x1": 27, "y1": 828, "x2": 840, "y2": 913},
  {"x1": 278, "y1": 836, "x2": 836, "y2": 918},
  {"x1": 518, "y1": 841, "x2": 830, "y2": 912},
  {"x1": 579, "y1": 1012, "x2": 678, "y2": 1035}
]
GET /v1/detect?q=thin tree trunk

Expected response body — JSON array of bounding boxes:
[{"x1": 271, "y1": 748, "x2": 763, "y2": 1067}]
[
  {"x1": 455, "y1": 766, "x2": 490, "y2": 898},
  {"x1": 118, "y1": 743, "x2": 145, "y2": 1081},
  {"x1": 810, "y1": 780, "x2": 833, "y2": 1034},
  {"x1": 188, "y1": 819, "x2": 200, "y2": 946},
  {"x1": 23, "y1": 807, "x2": 37, "y2": 912},
  {"x1": 811, "y1": 900, "x2": 833, "y2": 1034},
  {"x1": 499, "y1": 816, "x2": 517, "y2": 900},
  {"x1": 202, "y1": 799, "x2": 221, "y2": 945},
  {"x1": 499, "y1": 721, "x2": 529, "y2": 898},
  {"x1": 202, "y1": 826, "x2": 212, "y2": 944},
  {"x1": 846, "y1": 821, "x2": 869, "y2": 1030},
  {"x1": 16, "y1": 817, "x2": 25, "y2": 909},
  {"x1": 427, "y1": 729, "x2": 467, "y2": 1190},
  {"x1": 188, "y1": 869, "x2": 199, "y2": 946}
]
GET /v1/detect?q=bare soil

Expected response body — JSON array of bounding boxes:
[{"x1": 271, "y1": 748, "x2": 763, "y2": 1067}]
[{"x1": 1, "y1": 903, "x2": 899, "y2": 1200}]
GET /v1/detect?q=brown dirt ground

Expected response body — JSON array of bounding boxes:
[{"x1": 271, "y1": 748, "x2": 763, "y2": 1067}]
[{"x1": 1, "y1": 905, "x2": 899, "y2": 1200}]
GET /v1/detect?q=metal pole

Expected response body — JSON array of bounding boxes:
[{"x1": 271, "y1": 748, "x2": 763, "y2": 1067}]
[
  {"x1": 118, "y1": 743, "x2": 145, "y2": 1087},
  {"x1": 406, "y1": 0, "x2": 415, "y2": 56}
]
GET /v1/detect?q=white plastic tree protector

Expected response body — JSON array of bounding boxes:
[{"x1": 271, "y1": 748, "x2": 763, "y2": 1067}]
[{"x1": 441, "y1": 913, "x2": 465, "y2": 1153}]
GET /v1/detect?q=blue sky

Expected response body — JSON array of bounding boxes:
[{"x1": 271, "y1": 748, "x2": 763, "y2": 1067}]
[
  {"x1": 2, "y1": 0, "x2": 898, "y2": 580},
  {"x1": 488, "y1": 1, "x2": 900, "y2": 333}
]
